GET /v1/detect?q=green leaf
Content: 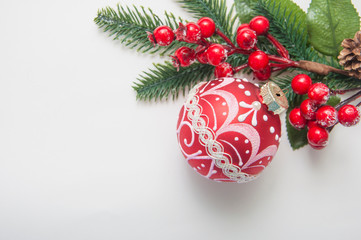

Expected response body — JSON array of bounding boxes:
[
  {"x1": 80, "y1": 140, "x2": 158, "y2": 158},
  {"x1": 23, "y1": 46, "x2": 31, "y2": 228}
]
[
  {"x1": 234, "y1": 0, "x2": 258, "y2": 23},
  {"x1": 307, "y1": 0, "x2": 360, "y2": 57},
  {"x1": 326, "y1": 95, "x2": 341, "y2": 106},
  {"x1": 286, "y1": 110, "x2": 309, "y2": 150},
  {"x1": 284, "y1": 93, "x2": 309, "y2": 150}
]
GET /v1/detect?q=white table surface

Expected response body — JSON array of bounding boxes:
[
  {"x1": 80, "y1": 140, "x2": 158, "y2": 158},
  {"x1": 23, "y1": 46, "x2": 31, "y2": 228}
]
[{"x1": 1, "y1": 0, "x2": 361, "y2": 239}]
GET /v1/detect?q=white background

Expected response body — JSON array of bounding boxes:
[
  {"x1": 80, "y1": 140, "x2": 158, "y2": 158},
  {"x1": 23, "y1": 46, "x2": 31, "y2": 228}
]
[{"x1": 1, "y1": 0, "x2": 361, "y2": 239}]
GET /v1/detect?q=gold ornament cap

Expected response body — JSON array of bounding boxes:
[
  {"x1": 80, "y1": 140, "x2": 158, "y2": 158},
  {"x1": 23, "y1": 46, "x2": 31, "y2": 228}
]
[{"x1": 260, "y1": 82, "x2": 289, "y2": 115}]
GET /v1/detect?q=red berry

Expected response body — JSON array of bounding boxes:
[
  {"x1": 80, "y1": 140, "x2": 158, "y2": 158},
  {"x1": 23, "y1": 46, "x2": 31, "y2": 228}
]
[
  {"x1": 248, "y1": 51, "x2": 269, "y2": 71},
  {"x1": 171, "y1": 47, "x2": 196, "y2": 69},
  {"x1": 307, "y1": 126, "x2": 329, "y2": 147},
  {"x1": 236, "y1": 24, "x2": 251, "y2": 35},
  {"x1": 308, "y1": 82, "x2": 330, "y2": 105},
  {"x1": 214, "y1": 62, "x2": 234, "y2": 78},
  {"x1": 300, "y1": 99, "x2": 317, "y2": 120},
  {"x1": 291, "y1": 74, "x2": 313, "y2": 95},
  {"x1": 148, "y1": 26, "x2": 174, "y2": 46},
  {"x1": 307, "y1": 120, "x2": 319, "y2": 129},
  {"x1": 236, "y1": 29, "x2": 257, "y2": 50},
  {"x1": 309, "y1": 143, "x2": 326, "y2": 150},
  {"x1": 184, "y1": 22, "x2": 201, "y2": 43},
  {"x1": 175, "y1": 22, "x2": 201, "y2": 44},
  {"x1": 206, "y1": 44, "x2": 227, "y2": 66},
  {"x1": 195, "y1": 45, "x2": 208, "y2": 64},
  {"x1": 289, "y1": 108, "x2": 307, "y2": 129},
  {"x1": 316, "y1": 105, "x2": 338, "y2": 128},
  {"x1": 249, "y1": 16, "x2": 270, "y2": 35},
  {"x1": 253, "y1": 65, "x2": 271, "y2": 81},
  {"x1": 338, "y1": 105, "x2": 361, "y2": 127},
  {"x1": 197, "y1": 17, "x2": 216, "y2": 38}
]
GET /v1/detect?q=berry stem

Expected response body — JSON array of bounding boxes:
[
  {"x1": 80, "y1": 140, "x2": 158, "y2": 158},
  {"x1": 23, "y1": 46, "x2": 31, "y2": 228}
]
[
  {"x1": 233, "y1": 63, "x2": 248, "y2": 73},
  {"x1": 198, "y1": 38, "x2": 211, "y2": 47},
  {"x1": 268, "y1": 55, "x2": 296, "y2": 65},
  {"x1": 295, "y1": 60, "x2": 351, "y2": 76},
  {"x1": 269, "y1": 62, "x2": 296, "y2": 68},
  {"x1": 215, "y1": 28, "x2": 237, "y2": 49},
  {"x1": 335, "y1": 90, "x2": 361, "y2": 110},
  {"x1": 330, "y1": 87, "x2": 361, "y2": 95},
  {"x1": 266, "y1": 33, "x2": 289, "y2": 59}
]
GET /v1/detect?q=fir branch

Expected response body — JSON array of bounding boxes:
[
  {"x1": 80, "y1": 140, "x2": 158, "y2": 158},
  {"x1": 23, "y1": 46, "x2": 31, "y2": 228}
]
[
  {"x1": 255, "y1": 0, "x2": 311, "y2": 61},
  {"x1": 133, "y1": 62, "x2": 214, "y2": 101},
  {"x1": 94, "y1": 5, "x2": 186, "y2": 56},
  {"x1": 177, "y1": 0, "x2": 237, "y2": 37}
]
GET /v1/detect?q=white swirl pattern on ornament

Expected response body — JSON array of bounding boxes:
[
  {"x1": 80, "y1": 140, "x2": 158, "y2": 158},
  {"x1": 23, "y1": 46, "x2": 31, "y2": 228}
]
[{"x1": 177, "y1": 78, "x2": 280, "y2": 182}]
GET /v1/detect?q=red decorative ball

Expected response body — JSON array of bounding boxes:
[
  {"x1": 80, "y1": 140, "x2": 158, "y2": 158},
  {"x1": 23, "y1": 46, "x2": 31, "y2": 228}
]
[
  {"x1": 338, "y1": 105, "x2": 361, "y2": 127},
  {"x1": 289, "y1": 107, "x2": 307, "y2": 129},
  {"x1": 308, "y1": 82, "x2": 330, "y2": 105},
  {"x1": 236, "y1": 28, "x2": 257, "y2": 50},
  {"x1": 307, "y1": 126, "x2": 329, "y2": 147},
  {"x1": 249, "y1": 16, "x2": 270, "y2": 35},
  {"x1": 253, "y1": 65, "x2": 271, "y2": 81},
  {"x1": 149, "y1": 26, "x2": 174, "y2": 46},
  {"x1": 206, "y1": 44, "x2": 227, "y2": 66},
  {"x1": 172, "y1": 47, "x2": 196, "y2": 68},
  {"x1": 197, "y1": 17, "x2": 216, "y2": 38},
  {"x1": 214, "y1": 62, "x2": 234, "y2": 78},
  {"x1": 177, "y1": 78, "x2": 282, "y2": 183},
  {"x1": 316, "y1": 105, "x2": 338, "y2": 127},
  {"x1": 187, "y1": 22, "x2": 201, "y2": 43},
  {"x1": 236, "y1": 23, "x2": 251, "y2": 35},
  {"x1": 300, "y1": 98, "x2": 317, "y2": 120},
  {"x1": 248, "y1": 51, "x2": 269, "y2": 71},
  {"x1": 291, "y1": 74, "x2": 312, "y2": 95}
]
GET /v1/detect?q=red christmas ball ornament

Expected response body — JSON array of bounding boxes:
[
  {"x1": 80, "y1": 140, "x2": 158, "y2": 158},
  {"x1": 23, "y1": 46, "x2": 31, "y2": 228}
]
[{"x1": 176, "y1": 78, "x2": 288, "y2": 183}]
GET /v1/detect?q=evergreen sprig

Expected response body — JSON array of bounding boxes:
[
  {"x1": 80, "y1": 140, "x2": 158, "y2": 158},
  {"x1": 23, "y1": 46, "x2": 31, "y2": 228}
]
[
  {"x1": 133, "y1": 62, "x2": 214, "y2": 101},
  {"x1": 255, "y1": 0, "x2": 311, "y2": 61},
  {"x1": 178, "y1": 0, "x2": 237, "y2": 36},
  {"x1": 94, "y1": 5, "x2": 185, "y2": 56}
]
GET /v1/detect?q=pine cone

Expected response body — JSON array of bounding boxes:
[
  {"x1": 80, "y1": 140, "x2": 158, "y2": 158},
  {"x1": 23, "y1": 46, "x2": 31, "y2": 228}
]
[{"x1": 338, "y1": 31, "x2": 361, "y2": 79}]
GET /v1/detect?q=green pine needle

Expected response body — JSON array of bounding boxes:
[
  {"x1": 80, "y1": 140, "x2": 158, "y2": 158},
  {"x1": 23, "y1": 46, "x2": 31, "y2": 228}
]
[
  {"x1": 133, "y1": 62, "x2": 214, "y2": 101},
  {"x1": 178, "y1": 0, "x2": 237, "y2": 36},
  {"x1": 94, "y1": 4, "x2": 186, "y2": 56}
]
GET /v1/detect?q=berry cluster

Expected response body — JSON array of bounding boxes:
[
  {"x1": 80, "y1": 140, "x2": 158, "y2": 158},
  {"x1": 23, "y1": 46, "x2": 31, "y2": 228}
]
[
  {"x1": 147, "y1": 16, "x2": 297, "y2": 80},
  {"x1": 289, "y1": 74, "x2": 361, "y2": 149}
]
